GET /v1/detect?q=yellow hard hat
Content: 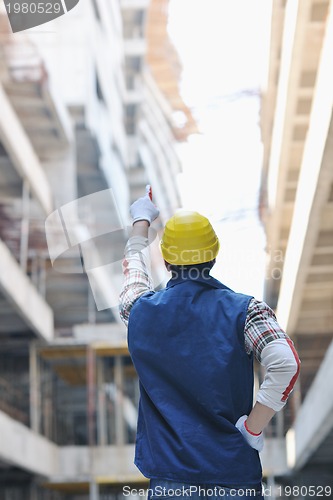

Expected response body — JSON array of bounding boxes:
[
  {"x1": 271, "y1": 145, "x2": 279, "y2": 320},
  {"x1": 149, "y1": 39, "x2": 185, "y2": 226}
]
[{"x1": 160, "y1": 210, "x2": 220, "y2": 265}]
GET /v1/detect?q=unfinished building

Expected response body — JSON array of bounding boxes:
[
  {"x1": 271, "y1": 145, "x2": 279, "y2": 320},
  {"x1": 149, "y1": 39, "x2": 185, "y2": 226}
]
[{"x1": 0, "y1": 0, "x2": 194, "y2": 497}]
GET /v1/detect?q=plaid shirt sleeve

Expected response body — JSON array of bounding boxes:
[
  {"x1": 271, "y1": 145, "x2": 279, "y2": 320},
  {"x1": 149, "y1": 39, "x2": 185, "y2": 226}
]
[
  {"x1": 245, "y1": 299, "x2": 300, "y2": 409},
  {"x1": 119, "y1": 236, "x2": 154, "y2": 326},
  {"x1": 244, "y1": 298, "x2": 289, "y2": 362}
]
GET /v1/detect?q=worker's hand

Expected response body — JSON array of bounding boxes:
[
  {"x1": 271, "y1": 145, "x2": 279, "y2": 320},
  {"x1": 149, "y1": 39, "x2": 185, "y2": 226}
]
[
  {"x1": 235, "y1": 415, "x2": 264, "y2": 452},
  {"x1": 130, "y1": 185, "x2": 160, "y2": 225}
]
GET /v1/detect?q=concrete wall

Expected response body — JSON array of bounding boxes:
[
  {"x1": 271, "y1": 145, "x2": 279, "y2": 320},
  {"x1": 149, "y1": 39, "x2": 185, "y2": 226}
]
[
  {"x1": 0, "y1": 410, "x2": 59, "y2": 477},
  {"x1": 0, "y1": 239, "x2": 54, "y2": 341},
  {"x1": 57, "y1": 445, "x2": 141, "y2": 483},
  {"x1": 0, "y1": 409, "x2": 140, "y2": 483}
]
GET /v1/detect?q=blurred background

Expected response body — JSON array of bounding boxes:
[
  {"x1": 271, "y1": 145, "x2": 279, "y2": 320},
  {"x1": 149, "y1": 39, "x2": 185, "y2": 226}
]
[{"x1": 0, "y1": 0, "x2": 332, "y2": 498}]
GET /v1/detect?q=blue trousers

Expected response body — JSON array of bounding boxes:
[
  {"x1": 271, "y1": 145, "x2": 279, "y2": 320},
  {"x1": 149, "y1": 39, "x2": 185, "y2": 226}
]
[{"x1": 148, "y1": 479, "x2": 264, "y2": 500}]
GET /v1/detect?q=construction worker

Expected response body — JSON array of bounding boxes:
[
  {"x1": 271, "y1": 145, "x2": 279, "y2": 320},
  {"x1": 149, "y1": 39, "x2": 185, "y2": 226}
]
[{"x1": 119, "y1": 188, "x2": 300, "y2": 499}]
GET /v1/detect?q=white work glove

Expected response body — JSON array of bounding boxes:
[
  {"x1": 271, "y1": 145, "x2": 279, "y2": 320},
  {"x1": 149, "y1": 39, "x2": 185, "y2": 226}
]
[
  {"x1": 235, "y1": 415, "x2": 264, "y2": 452},
  {"x1": 130, "y1": 185, "x2": 160, "y2": 225}
]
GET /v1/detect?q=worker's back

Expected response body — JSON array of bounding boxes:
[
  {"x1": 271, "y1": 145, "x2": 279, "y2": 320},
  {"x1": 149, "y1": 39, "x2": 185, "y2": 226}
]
[{"x1": 128, "y1": 271, "x2": 262, "y2": 487}]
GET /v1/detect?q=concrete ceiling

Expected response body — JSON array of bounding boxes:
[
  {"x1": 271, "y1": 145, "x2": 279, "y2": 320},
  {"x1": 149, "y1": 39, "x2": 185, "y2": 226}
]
[{"x1": 261, "y1": 0, "x2": 333, "y2": 469}]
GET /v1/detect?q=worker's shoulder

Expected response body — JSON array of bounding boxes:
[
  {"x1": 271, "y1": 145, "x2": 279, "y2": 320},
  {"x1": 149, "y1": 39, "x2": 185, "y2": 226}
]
[
  {"x1": 133, "y1": 288, "x2": 160, "y2": 306},
  {"x1": 137, "y1": 289, "x2": 156, "y2": 301},
  {"x1": 128, "y1": 290, "x2": 155, "y2": 317},
  {"x1": 209, "y1": 278, "x2": 253, "y2": 300}
]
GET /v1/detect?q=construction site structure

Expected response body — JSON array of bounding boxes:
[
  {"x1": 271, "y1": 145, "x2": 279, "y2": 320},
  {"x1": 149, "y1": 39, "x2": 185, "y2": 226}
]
[
  {"x1": 2, "y1": 0, "x2": 332, "y2": 497},
  {"x1": 0, "y1": 0, "x2": 196, "y2": 498},
  {"x1": 260, "y1": 0, "x2": 333, "y2": 494}
]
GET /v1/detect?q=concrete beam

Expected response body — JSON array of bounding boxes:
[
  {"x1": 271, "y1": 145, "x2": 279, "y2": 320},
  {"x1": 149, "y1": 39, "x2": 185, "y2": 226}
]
[
  {"x1": 276, "y1": 3, "x2": 333, "y2": 333},
  {"x1": 286, "y1": 339, "x2": 333, "y2": 469},
  {"x1": 54, "y1": 440, "x2": 288, "y2": 484},
  {"x1": 0, "y1": 84, "x2": 53, "y2": 215},
  {"x1": 0, "y1": 410, "x2": 59, "y2": 477},
  {"x1": 265, "y1": 0, "x2": 313, "y2": 280},
  {"x1": 56, "y1": 445, "x2": 144, "y2": 483},
  {"x1": 0, "y1": 239, "x2": 54, "y2": 341},
  {"x1": 73, "y1": 323, "x2": 127, "y2": 349},
  {"x1": 0, "y1": 407, "x2": 289, "y2": 484}
]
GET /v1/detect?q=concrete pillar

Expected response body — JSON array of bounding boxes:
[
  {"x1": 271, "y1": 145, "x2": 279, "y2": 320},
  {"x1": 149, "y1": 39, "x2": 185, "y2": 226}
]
[
  {"x1": 266, "y1": 476, "x2": 276, "y2": 500},
  {"x1": 88, "y1": 288, "x2": 97, "y2": 325},
  {"x1": 38, "y1": 256, "x2": 47, "y2": 299},
  {"x1": 20, "y1": 179, "x2": 30, "y2": 273},
  {"x1": 293, "y1": 378, "x2": 302, "y2": 414},
  {"x1": 97, "y1": 357, "x2": 107, "y2": 446},
  {"x1": 42, "y1": 365, "x2": 53, "y2": 440},
  {"x1": 114, "y1": 356, "x2": 126, "y2": 445},
  {"x1": 29, "y1": 342, "x2": 41, "y2": 434},
  {"x1": 87, "y1": 346, "x2": 96, "y2": 447},
  {"x1": 89, "y1": 480, "x2": 99, "y2": 500},
  {"x1": 276, "y1": 408, "x2": 284, "y2": 438},
  {"x1": 30, "y1": 481, "x2": 38, "y2": 500}
]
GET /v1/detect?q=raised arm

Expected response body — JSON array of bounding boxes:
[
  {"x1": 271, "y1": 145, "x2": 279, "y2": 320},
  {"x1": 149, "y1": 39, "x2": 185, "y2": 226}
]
[{"x1": 119, "y1": 186, "x2": 160, "y2": 325}]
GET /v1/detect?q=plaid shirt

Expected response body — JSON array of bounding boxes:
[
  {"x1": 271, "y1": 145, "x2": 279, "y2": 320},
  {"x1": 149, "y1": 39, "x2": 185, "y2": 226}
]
[{"x1": 119, "y1": 237, "x2": 288, "y2": 363}]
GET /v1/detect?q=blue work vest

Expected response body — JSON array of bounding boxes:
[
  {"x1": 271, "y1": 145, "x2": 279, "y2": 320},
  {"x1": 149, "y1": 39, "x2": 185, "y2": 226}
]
[{"x1": 127, "y1": 271, "x2": 262, "y2": 486}]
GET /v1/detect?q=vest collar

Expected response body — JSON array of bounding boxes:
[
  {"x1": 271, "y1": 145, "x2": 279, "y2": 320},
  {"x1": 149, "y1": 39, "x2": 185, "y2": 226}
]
[{"x1": 166, "y1": 269, "x2": 230, "y2": 291}]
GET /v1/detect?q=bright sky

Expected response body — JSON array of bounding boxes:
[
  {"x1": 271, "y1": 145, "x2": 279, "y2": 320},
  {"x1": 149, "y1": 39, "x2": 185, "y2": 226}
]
[{"x1": 167, "y1": 0, "x2": 273, "y2": 299}]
